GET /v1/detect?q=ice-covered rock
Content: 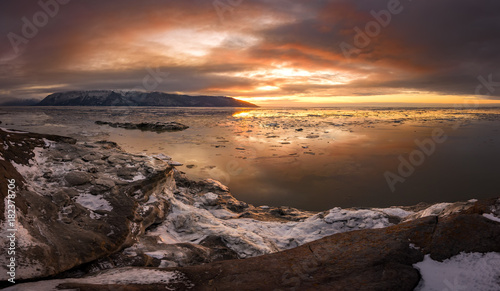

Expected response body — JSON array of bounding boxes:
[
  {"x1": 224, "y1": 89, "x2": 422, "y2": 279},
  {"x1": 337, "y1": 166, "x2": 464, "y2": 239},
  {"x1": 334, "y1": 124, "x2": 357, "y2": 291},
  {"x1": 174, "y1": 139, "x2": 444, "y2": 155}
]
[{"x1": 0, "y1": 129, "x2": 171, "y2": 281}]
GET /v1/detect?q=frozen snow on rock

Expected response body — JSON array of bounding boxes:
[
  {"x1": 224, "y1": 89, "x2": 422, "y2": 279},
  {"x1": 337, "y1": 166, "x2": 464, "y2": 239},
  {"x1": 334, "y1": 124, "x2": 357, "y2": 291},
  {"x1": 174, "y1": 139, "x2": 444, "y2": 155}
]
[
  {"x1": 416, "y1": 203, "x2": 452, "y2": 217},
  {"x1": 197, "y1": 192, "x2": 219, "y2": 206},
  {"x1": 4, "y1": 268, "x2": 193, "y2": 291},
  {"x1": 75, "y1": 193, "x2": 113, "y2": 212},
  {"x1": 129, "y1": 172, "x2": 146, "y2": 182},
  {"x1": 414, "y1": 252, "x2": 500, "y2": 291},
  {"x1": 402, "y1": 202, "x2": 453, "y2": 222},
  {"x1": 483, "y1": 213, "x2": 500, "y2": 223},
  {"x1": 373, "y1": 207, "x2": 413, "y2": 218},
  {"x1": 10, "y1": 147, "x2": 46, "y2": 181},
  {"x1": 146, "y1": 187, "x2": 403, "y2": 258},
  {"x1": 10, "y1": 160, "x2": 35, "y2": 179}
]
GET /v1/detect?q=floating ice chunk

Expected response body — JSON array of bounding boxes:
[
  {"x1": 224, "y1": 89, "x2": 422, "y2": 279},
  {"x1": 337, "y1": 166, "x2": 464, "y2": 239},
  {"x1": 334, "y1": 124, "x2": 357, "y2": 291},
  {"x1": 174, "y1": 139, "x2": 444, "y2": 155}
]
[
  {"x1": 168, "y1": 161, "x2": 184, "y2": 167},
  {"x1": 153, "y1": 153, "x2": 172, "y2": 161}
]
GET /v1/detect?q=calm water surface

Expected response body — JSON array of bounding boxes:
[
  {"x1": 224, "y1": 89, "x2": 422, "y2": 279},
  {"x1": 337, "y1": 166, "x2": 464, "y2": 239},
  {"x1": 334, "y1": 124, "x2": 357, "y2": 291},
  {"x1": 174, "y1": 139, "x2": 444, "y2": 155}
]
[{"x1": 1, "y1": 106, "x2": 499, "y2": 211}]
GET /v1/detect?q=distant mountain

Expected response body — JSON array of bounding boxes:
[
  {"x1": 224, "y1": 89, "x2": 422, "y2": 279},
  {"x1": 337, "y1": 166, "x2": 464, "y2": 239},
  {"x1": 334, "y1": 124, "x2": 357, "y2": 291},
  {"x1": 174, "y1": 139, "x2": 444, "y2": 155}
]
[{"x1": 37, "y1": 90, "x2": 258, "y2": 107}]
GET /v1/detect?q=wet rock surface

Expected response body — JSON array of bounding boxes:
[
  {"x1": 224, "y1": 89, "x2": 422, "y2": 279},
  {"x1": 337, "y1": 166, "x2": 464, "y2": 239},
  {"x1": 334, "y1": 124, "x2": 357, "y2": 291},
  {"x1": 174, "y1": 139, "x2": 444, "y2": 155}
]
[
  {"x1": 0, "y1": 127, "x2": 499, "y2": 290},
  {"x1": 0, "y1": 128, "x2": 174, "y2": 281},
  {"x1": 95, "y1": 121, "x2": 189, "y2": 132}
]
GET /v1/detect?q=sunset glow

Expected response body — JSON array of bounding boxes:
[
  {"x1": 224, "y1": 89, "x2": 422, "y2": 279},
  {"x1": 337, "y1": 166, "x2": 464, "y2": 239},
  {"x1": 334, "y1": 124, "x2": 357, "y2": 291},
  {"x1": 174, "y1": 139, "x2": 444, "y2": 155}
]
[{"x1": 1, "y1": 1, "x2": 500, "y2": 106}]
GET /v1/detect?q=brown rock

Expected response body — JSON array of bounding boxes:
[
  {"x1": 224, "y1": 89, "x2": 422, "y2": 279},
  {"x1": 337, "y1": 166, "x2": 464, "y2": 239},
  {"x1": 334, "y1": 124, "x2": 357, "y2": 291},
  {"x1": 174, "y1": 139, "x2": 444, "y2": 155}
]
[{"x1": 64, "y1": 171, "x2": 92, "y2": 186}]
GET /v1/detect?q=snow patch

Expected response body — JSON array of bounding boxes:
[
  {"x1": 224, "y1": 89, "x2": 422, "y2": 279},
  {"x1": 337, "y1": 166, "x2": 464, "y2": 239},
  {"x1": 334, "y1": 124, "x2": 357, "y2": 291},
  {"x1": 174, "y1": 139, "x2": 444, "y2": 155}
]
[
  {"x1": 11, "y1": 161, "x2": 36, "y2": 180},
  {"x1": 414, "y1": 203, "x2": 452, "y2": 218},
  {"x1": 42, "y1": 138, "x2": 55, "y2": 148},
  {"x1": 373, "y1": 207, "x2": 413, "y2": 218},
  {"x1": 483, "y1": 213, "x2": 500, "y2": 223},
  {"x1": 414, "y1": 252, "x2": 500, "y2": 291},
  {"x1": 409, "y1": 243, "x2": 420, "y2": 250},
  {"x1": 129, "y1": 172, "x2": 146, "y2": 182},
  {"x1": 75, "y1": 193, "x2": 113, "y2": 212}
]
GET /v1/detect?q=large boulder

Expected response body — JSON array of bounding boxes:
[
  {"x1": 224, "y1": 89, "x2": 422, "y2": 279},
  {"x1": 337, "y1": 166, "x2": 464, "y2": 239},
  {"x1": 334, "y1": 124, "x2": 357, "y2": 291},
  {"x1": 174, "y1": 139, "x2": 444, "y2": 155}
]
[{"x1": 0, "y1": 128, "x2": 172, "y2": 281}]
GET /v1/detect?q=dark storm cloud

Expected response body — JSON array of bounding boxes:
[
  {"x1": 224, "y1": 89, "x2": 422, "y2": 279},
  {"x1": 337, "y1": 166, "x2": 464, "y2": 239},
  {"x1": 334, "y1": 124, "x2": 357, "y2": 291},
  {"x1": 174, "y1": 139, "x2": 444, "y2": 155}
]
[
  {"x1": 249, "y1": 0, "x2": 500, "y2": 98},
  {"x1": 1, "y1": 0, "x2": 500, "y2": 102}
]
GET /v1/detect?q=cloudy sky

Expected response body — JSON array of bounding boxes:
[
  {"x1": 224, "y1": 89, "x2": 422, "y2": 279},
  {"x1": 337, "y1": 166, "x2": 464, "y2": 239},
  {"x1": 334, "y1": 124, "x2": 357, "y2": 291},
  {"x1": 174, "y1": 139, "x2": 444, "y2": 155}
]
[{"x1": 1, "y1": 0, "x2": 500, "y2": 106}]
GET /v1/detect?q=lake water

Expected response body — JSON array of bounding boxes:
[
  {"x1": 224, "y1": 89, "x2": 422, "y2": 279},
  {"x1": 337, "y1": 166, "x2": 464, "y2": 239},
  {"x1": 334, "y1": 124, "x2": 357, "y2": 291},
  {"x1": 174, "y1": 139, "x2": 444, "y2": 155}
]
[{"x1": 2, "y1": 106, "x2": 499, "y2": 211}]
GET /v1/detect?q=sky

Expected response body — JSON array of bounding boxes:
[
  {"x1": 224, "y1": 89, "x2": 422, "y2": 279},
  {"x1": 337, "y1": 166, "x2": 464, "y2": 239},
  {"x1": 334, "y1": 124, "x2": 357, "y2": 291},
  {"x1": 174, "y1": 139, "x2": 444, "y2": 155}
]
[{"x1": 1, "y1": 0, "x2": 500, "y2": 106}]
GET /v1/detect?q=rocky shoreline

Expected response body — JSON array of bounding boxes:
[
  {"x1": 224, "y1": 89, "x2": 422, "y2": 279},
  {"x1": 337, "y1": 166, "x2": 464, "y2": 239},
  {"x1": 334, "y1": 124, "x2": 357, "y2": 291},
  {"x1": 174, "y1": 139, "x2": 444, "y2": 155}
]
[{"x1": 0, "y1": 127, "x2": 499, "y2": 290}]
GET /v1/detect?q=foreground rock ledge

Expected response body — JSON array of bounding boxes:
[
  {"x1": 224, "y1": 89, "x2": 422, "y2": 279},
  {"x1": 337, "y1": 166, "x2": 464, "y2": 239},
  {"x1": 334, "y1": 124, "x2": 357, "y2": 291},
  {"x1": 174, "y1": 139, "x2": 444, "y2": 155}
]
[{"x1": 0, "y1": 128, "x2": 499, "y2": 290}]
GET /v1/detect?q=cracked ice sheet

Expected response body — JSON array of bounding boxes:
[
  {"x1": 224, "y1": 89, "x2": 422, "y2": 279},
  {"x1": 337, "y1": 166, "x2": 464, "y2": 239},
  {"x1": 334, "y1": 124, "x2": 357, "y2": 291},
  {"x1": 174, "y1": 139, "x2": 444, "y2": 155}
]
[
  {"x1": 413, "y1": 252, "x2": 500, "y2": 291},
  {"x1": 148, "y1": 194, "x2": 399, "y2": 258}
]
